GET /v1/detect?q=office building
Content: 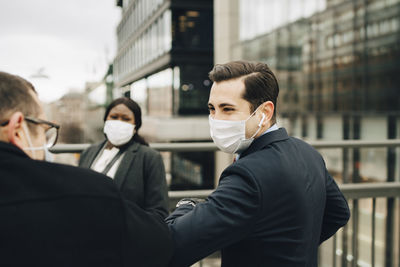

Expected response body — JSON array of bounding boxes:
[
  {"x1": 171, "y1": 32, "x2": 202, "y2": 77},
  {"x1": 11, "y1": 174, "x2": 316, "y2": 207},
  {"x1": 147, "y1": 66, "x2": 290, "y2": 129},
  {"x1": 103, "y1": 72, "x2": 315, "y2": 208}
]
[
  {"x1": 114, "y1": 0, "x2": 214, "y2": 189},
  {"x1": 218, "y1": 0, "x2": 400, "y2": 182}
]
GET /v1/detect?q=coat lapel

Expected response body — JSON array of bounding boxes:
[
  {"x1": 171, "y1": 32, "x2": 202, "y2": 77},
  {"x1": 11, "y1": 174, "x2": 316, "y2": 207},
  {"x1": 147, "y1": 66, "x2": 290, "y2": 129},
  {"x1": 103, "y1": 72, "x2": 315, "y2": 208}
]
[
  {"x1": 81, "y1": 141, "x2": 106, "y2": 168},
  {"x1": 113, "y1": 142, "x2": 140, "y2": 190}
]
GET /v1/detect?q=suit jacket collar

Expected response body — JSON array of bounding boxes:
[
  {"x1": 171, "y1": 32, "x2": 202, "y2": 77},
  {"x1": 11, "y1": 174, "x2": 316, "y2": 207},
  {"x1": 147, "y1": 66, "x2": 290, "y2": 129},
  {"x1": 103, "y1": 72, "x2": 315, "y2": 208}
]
[
  {"x1": 113, "y1": 141, "x2": 140, "y2": 189},
  {"x1": 124, "y1": 141, "x2": 141, "y2": 153},
  {"x1": 0, "y1": 141, "x2": 29, "y2": 159},
  {"x1": 240, "y1": 128, "x2": 289, "y2": 159},
  {"x1": 80, "y1": 140, "x2": 141, "y2": 189},
  {"x1": 79, "y1": 141, "x2": 106, "y2": 169},
  {"x1": 82, "y1": 140, "x2": 141, "y2": 165}
]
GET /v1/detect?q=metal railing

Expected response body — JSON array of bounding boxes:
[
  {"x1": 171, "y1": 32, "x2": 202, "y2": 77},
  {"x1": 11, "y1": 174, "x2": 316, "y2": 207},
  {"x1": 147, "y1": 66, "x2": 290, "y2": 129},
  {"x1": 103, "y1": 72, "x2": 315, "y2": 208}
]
[
  {"x1": 166, "y1": 182, "x2": 400, "y2": 205},
  {"x1": 51, "y1": 139, "x2": 400, "y2": 267},
  {"x1": 320, "y1": 183, "x2": 400, "y2": 267},
  {"x1": 166, "y1": 183, "x2": 400, "y2": 267},
  {"x1": 49, "y1": 139, "x2": 400, "y2": 154}
]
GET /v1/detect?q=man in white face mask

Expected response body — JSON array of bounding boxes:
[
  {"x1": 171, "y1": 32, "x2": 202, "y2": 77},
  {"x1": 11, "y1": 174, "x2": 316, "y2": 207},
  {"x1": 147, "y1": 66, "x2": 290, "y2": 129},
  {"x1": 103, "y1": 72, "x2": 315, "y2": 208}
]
[
  {"x1": 166, "y1": 61, "x2": 350, "y2": 267},
  {"x1": 0, "y1": 71, "x2": 172, "y2": 266},
  {"x1": 207, "y1": 67, "x2": 275, "y2": 155}
]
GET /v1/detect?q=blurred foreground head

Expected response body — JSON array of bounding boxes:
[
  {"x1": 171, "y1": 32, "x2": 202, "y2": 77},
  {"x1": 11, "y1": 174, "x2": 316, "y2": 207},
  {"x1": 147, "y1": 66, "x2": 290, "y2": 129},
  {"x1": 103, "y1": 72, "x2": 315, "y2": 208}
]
[{"x1": 0, "y1": 72, "x2": 48, "y2": 159}]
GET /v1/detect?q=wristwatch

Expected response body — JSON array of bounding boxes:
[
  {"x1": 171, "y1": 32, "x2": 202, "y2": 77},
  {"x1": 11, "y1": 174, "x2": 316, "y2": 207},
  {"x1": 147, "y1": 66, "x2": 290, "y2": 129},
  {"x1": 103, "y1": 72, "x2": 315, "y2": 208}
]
[{"x1": 176, "y1": 198, "x2": 197, "y2": 208}]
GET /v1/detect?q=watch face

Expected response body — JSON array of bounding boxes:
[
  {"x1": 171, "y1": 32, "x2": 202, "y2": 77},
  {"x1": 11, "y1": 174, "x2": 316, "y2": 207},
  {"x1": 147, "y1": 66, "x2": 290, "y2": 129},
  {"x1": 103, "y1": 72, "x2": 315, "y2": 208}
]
[{"x1": 177, "y1": 199, "x2": 195, "y2": 207}]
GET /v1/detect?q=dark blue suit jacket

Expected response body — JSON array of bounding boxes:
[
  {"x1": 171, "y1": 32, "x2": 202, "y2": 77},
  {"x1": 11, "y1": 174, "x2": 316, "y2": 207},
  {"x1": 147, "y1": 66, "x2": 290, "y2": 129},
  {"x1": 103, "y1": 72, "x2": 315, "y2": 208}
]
[
  {"x1": 0, "y1": 141, "x2": 173, "y2": 267},
  {"x1": 166, "y1": 128, "x2": 350, "y2": 267}
]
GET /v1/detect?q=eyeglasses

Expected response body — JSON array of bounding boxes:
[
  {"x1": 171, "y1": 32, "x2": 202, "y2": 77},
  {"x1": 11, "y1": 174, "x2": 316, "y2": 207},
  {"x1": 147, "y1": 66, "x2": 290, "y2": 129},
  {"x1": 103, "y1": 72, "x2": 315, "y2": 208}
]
[{"x1": 0, "y1": 116, "x2": 60, "y2": 148}]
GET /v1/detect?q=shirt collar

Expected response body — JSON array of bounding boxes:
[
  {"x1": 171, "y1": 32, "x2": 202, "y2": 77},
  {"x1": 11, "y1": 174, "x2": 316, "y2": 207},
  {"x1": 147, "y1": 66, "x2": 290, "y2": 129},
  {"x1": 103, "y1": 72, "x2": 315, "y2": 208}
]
[
  {"x1": 260, "y1": 123, "x2": 279, "y2": 136},
  {"x1": 236, "y1": 123, "x2": 279, "y2": 160}
]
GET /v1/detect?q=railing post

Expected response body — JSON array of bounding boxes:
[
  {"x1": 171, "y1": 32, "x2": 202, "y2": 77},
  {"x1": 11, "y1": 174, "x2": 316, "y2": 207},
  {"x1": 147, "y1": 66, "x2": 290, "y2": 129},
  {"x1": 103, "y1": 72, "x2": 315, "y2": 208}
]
[
  {"x1": 385, "y1": 115, "x2": 396, "y2": 267},
  {"x1": 341, "y1": 144, "x2": 349, "y2": 267},
  {"x1": 385, "y1": 198, "x2": 395, "y2": 267},
  {"x1": 352, "y1": 199, "x2": 359, "y2": 267},
  {"x1": 371, "y1": 198, "x2": 376, "y2": 267},
  {"x1": 332, "y1": 234, "x2": 337, "y2": 267},
  {"x1": 342, "y1": 148, "x2": 349, "y2": 184},
  {"x1": 341, "y1": 225, "x2": 348, "y2": 267}
]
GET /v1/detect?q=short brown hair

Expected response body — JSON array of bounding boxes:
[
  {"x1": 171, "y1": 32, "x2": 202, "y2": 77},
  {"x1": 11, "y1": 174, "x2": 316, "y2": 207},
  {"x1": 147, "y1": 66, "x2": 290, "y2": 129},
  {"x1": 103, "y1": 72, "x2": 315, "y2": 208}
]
[
  {"x1": 209, "y1": 60, "x2": 279, "y2": 122},
  {"x1": 0, "y1": 71, "x2": 40, "y2": 132}
]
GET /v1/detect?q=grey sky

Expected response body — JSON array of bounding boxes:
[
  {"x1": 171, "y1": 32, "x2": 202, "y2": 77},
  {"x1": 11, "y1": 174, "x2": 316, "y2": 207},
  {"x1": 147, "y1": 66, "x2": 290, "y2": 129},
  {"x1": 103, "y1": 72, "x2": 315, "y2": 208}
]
[{"x1": 0, "y1": 0, "x2": 121, "y2": 102}]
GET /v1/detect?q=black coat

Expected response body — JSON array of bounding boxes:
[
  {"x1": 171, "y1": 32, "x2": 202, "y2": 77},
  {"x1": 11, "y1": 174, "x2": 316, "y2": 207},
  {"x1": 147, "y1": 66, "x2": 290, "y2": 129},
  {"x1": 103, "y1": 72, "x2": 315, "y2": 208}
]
[
  {"x1": 166, "y1": 128, "x2": 350, "y2": 267},
  {"x1": 79, "y1": 140, "x2": 169, "y2": 219},
  {"x1": 0, "y1": 141, "x2": 173, "y2": 267}
]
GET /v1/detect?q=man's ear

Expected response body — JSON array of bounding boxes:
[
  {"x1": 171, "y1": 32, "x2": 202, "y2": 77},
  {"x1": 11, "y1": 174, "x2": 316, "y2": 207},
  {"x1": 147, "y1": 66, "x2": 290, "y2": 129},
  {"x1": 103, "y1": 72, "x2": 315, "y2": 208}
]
[
  {"x1": 260, "y1": 101, "x2": 274, "y2": 126},
  {"x1": 7, "y1": 112, "x2": 26, "y2": 149}
]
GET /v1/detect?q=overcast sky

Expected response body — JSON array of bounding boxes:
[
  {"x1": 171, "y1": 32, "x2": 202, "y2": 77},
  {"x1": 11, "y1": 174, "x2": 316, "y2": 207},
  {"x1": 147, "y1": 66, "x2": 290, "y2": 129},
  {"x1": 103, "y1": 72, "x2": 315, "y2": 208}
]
[{"x1": 0, "y1": 0, "x2": 121, "y2": 103}]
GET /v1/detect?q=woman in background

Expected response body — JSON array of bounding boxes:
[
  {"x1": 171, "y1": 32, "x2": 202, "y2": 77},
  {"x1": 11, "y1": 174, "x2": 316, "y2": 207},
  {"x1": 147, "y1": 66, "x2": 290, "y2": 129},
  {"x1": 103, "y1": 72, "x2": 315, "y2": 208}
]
[{"x1": 79, "y1": 97, "x2": 169, "y2": 219}]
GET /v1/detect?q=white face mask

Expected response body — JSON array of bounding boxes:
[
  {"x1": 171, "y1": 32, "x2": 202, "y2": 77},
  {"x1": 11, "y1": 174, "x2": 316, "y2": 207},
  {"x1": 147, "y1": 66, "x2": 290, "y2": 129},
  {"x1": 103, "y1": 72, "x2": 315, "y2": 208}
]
[
  {"x1": 209, "y1": 110, "x2": 266, "y2": 154},
  {"x1": 104, "y1": 120, "x2": 135, "y2": 146},
  {"x1": 22, "y1": 123, "x2": 53, "y2": 161}
]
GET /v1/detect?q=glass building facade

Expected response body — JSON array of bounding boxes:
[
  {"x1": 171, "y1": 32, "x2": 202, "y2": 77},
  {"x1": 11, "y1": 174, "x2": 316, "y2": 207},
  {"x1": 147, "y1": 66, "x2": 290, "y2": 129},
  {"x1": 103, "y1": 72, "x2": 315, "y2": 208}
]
[
  {"x1": 114, "y1": 0, "x2": 214, "y2": 190},
  {"x1": 233, "y1": 0, "x2": 400, "y2": 266},
  {"x1": 115, "y1": 0, "x2": 214, "y2": 116},
  {"x1": 236, "y1": 0, "x2": 400, "y2": 180}
]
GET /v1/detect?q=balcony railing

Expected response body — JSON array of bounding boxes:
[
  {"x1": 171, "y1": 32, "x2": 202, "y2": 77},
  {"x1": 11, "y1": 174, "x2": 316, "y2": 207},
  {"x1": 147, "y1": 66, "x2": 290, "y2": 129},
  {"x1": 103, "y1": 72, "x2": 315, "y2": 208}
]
[
  {"x1": 50, "y1": 139, "x2": 400, "y2": 267},
  {"x1": 49, "y1": 139, "x2": 400, "y2": 154}
]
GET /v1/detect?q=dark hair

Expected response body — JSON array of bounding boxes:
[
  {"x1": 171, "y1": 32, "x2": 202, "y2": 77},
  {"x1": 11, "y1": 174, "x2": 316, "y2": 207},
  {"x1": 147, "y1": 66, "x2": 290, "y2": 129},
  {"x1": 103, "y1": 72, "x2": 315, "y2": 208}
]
[
  {"x1": 0, "y1": 71, "x2": 40, "y2": 133},
  {"x1": 208, "y1": 60, "x2": 279, "y2": 123},
  {"x1": 104, "y1": 97, "x2": 148, "y2": 146}
]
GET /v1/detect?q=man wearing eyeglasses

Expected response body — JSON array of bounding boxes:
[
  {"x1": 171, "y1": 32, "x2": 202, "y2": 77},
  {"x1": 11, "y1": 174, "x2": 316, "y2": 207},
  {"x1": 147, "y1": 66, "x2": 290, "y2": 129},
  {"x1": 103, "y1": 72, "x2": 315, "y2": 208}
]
[
  {"x1": 0, "y1": 71, "x2": 173, "y2": 266},
  {"x1": 0, "y1": 115, "x2": 60, "y2": 160}
]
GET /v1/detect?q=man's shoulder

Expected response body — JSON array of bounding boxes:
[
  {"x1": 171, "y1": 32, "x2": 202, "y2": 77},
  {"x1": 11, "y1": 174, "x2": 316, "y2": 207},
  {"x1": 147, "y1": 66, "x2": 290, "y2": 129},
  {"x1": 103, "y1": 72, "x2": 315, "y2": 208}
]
[
  {"x1": 230, "y1": 136, "x2": 313, "y2": 176},
  {"x1": 41, "y1": 160, "x2": 117, "y2": 189},
  {"x1": 253, "y1": 134, "x2": 319, "y2": 158},
  {"x1": 46, "y1": 159, "x2": 107, "y2": 176},
  {"x1": 1, "y1": 156, "x2": 119, "y2": 202}
]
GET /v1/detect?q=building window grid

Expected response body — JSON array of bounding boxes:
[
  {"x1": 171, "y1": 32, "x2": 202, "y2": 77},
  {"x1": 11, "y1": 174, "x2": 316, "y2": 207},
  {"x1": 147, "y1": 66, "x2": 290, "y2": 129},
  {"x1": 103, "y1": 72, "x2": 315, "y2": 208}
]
[
  {"x1": 145, "y1": 30, "x2": 149, "y2": 64},
  {"x1": 134, "y1": 2, "x2": 138, "y2": 33},
  {"x1": 151, "y1": 24, "x2": 157, "y2": 62},
  {"x1": 119, "y1": 55, "x2": 122, "y2": 77},
  {"x1": 143, "y1": 0, "x2": 146, "y2": 22},
  {"x1": 145, "y1": 29, "x2": 150, "y2": 65},
  {"x1": 324, "y1": 15, "x2": 400, "y2": 51},
  {"x1": 129, "y1": 9, "x2": 134, "y2": 39},
  {"x1": 118, "y1": 0, "x2": 169, "y2": 50},
  {"x1": 151, "y1": 27, "x2": 154, "y2": 63},
  {"x1": 157, "y1": 17, "x2": 164, "y2": 57},
  {"x1": 116, "y1": 0, "x2": 174, "y2": 83},
  {"x1": 155, "y1": 18, "x2": 160, "y2": 58},
  {"x1": 126, "y1": 48, "x2": 130, "y2": 75},
  {"x1": 141, "y1": 32, "x2": 145, "y2": 66},
  {"x1": 134, "y1": 38, "x2": 138, "y2": 71},
  {"x1": 139, "y1": 34, "x2": 143, "y2": 68},
  {"x1": 116, "y1": 8, "x2": 173, "y2": 82},
  {"x1": 130, "y1": 46, "x2": 134, "y2": 74},
  {"x1": 238, "y1": 0, "x2": 400, "y2": 114}
]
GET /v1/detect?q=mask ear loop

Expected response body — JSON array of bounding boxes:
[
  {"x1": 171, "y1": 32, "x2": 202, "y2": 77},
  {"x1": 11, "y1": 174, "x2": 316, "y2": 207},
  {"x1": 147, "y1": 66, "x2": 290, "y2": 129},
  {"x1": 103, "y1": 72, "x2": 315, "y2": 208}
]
[
  {"x1": 22, "y1": 123, "x2": 37, "y2": 158},
  {"x1": 22, "y1": 123, "x2": 48, "y2": 150},
  {"x1": 249, "y1": 113, "x2": 266, "y2": 139}
]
